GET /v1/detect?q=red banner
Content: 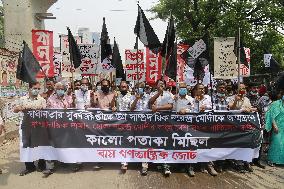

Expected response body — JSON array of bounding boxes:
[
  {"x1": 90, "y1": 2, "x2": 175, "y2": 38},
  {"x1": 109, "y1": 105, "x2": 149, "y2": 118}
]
[
  {"x1": 145, "y1": 48, "x2": 162, "y2": 85},
  {"x1": 32, "y1": 30, "x2": 54, "y2": 78},
  {"x1": 177, "y1": 44, "x2": 189, "y2": 83}
]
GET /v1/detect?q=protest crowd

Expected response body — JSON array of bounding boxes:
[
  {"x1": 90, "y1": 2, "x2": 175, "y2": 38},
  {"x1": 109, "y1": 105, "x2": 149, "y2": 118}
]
[
  {"x1": 0, "y1": 73, "x2": 282, "y2": 178},
  {"x1": 0, "y1": 3, "x2": 283, "y2": 185}
]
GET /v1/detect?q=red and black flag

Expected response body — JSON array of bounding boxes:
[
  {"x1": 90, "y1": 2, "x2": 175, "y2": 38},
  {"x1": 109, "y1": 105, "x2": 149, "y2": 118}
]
[
  {"x1": 134, "y1": 5, "x2": 161, "y2": 50},
  {"x1": 16, "y1": 41, "x2": 41, "y2": 83},
  {"x1": 67, "y1": 27, "x2": 82, "y2": 69}
]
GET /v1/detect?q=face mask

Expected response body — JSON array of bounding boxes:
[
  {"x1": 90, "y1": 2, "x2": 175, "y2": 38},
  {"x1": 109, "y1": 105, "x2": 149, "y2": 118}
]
[
  {"x1": 217, "y1": 92, "x2": 226, "y2": 97},
  {"x1": 56, "y1": 89, "x2": 65, "y2": 97},
  {"x1": 138, "y1": 88, "x2": 144, "y2": 95},
  {"x1": 31, "y1": 89, "x2": 40, "y2": 96},
  {"x1": 239, "y1": 90, "x2": 246, "y2": 95},
  {"x1": 120, "y1": 90, "x2": 127, "y2": 96},
  {"x1": 97, "y1": 86, "x2": 101, "y2": 91},
  {"x1": 81, "y1": 85, "x2": 88, "y2": 92},
  {"x1": 250, "y1": 91, "x2": 258, "y2": 96},
  {"x1": 101, "y1": 86, "x2": 109, "y2": 94},
  {"x1": 179, "y1": 88, "x2": 187, "y2": 96}
]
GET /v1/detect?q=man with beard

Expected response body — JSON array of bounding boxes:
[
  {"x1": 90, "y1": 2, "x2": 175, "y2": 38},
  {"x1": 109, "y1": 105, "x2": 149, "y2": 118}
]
[
  {"x1": 41, "y1": 79, "x2": 55, "y2": 100},
  {"x1": 93, "y1": 79, "x2": 115, "y2": 110},
  {"x1": 111, "y1": 81, "x2": 132, "y2": 173}
]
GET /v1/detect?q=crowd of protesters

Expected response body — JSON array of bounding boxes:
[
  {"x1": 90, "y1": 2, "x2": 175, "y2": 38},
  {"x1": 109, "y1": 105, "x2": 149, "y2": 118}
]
[{"x1": 0, "y1": 74, "x2": 283, "y2": 178}]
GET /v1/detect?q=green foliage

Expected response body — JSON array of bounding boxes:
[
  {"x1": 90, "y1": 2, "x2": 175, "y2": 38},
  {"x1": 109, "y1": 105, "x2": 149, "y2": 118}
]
[{"x1": 151, "y1": 0, "x2": 284, "y2": 74}]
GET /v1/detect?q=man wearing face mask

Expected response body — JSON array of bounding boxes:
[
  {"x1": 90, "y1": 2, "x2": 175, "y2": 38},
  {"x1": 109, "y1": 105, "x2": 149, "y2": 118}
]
[
  {"x1": 130, "y1": 82, "x2": 151, "y2": 176},
  {"x1": 174, "y1": 82, "x2": 196, "y2": 177},
  {"x1": 247, "y1": 82, "x2": 260, "y2": 108},
  {"x1": 149, "y1": 79, "x2": 174, "y2": 176},
  {"x1": 42, "y1": 82, "x2": 73, "y2": 177},
  {"x1": 214, "y1": 81, "x2": 229, "y2": 111},
  {"x1": 93, "y1": 79, "x2": 114, "y2": 110},
  {"x1": 228, "y1": 83, "x2": 256, "y2": 113},
  {"x1": 14, "y1": 82, "x2": 47, "y2": 176},
  {"x1": 228, "y1": 83, "x2": 256, "y2": 173},
  {"x1": 111, "y1": 81, "x2": 132, "y2": 173},
  {"x1": 74, "y1": 78, "x2": 92, "y2": 110},
  {"x1": 41, "y1": 79, "x2": 55, "y2": 100}
]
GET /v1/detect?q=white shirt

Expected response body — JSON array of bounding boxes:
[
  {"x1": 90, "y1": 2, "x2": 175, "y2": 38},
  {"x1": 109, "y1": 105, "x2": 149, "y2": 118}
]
[
  {"x1": 130, "y1": 94, "x2": 150, "y2": 111},
  {"x1": 193, "y1": 95, "x2": 212, "y2": 113},
  {"x1": 116, "y1": 93, "x2": 132, "y2": 111},
  {"x1": 75, "y1": 90, "x2": 91, "y2": 109},
  {"x1": 174, "y1": 95, "x2": 194, "y2": 113},
  {"x1": 151, "y1": 91, "x2": 174, "y2": 108}
]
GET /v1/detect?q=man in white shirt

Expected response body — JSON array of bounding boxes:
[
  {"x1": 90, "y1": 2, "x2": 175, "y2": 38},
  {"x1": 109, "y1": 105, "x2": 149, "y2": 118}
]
[
  {"x1": 192, "y1": 83, "x2": 217, "y2": 176},
  {"x1": 149, "y1": 79, "x2": 174, "y2": 176},
  {"x1": 130, "y1": 82, "x2": 151, "y2": 175},
  {"x1": 111, "y1": 81, "x2": 132, "y2": 173},
  {"x1": 74, "y1": 78, "x2": 92, "y2": 109},
  {"x1": 175, "y1": 82, "x2": 194, "y2": 114},
  {"x1": 14, "y1": 81, "x2": 47, "y2": 176},
  {"x1": 192, "y1": 83, "x2": 212, "y2": 113}
]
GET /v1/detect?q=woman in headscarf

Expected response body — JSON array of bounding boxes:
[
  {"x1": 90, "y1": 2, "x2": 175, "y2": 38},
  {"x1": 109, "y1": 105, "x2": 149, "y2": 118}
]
[{"x1": 265, "y1": 74, "x2": 284, "y2": 166}]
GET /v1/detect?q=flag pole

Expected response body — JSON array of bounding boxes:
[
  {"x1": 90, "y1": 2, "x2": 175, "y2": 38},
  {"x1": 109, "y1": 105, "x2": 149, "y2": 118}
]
[
  {"x1": 67, "y1": 27, "x2": 75, "y2": 92},
  {"x1": 237, "y1": 27, "x2": 241, "y2": 92},
  {"x1": 136, "y1": 2, "x2": 140, "y2": 86},
  {"x1": 163, "y1": 12, "x2": 172, "y2": 81},
  {"x1": 206, "y1": 31, "x2": 214, "y2": 110}
]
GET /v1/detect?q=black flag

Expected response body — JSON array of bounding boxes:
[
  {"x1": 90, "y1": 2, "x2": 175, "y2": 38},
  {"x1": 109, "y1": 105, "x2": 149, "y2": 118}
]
[
  {"x1": 112, "y1": 38, "x2": 126, "y2": 80},
  {"x1": 165, "y1": 43, "x2": 177, "y2": 81},
  {"x1": 101, "y1": 17, "x2": 112, "y2": 62},
  {"x1": 67, "y1": 27, "x2": 82, "y2": 69},
  {"x1": 264, "y1": 52, "x2": 281, "y2": 72},
  {"x1": 234, "y1": 32, "x2": 249, "y2": 68},
  {"x1": 16, "y1": 41, "x2": 41, "y2": 83},
  {"x1": 161, "y1": 14, "x2": 176, "y2": 58},
  {"x1": 134, "y1": 5, "x2": 161, "y2": 50}
]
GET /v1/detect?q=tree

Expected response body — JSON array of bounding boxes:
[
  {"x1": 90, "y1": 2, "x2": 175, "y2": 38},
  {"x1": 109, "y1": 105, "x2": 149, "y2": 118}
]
[{"x1": 151, "y1": 0, "x2": 284, "y2": 74}]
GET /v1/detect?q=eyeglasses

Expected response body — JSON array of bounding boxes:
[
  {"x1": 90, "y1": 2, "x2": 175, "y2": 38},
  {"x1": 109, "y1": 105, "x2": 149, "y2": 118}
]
[{"x1": 33, "y1": 88, "x2": 41, "y2": 90}]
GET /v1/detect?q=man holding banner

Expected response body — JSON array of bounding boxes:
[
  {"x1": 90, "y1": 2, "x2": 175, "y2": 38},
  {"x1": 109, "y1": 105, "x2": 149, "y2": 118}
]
[
  {"x1": 14, "y1": 81, "x2": 47, "y2": 176},
  {"x1": 149, "y1": 79, "x2": 174, "y2": 176}
]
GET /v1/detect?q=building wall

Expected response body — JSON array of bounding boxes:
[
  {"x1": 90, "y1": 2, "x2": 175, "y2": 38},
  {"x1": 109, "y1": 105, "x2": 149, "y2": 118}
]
[{"x1": 2, "y1": 0, "x2": 57, "y2": 52}]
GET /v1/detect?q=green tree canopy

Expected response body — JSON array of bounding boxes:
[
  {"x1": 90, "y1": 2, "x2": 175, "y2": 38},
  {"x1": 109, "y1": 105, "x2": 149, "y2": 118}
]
[{"x1": 151, "y1": 0, "x2": 284, "y2": 74}]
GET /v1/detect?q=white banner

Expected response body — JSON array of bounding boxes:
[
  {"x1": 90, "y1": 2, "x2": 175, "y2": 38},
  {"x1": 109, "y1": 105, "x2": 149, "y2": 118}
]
[
  {"x1": 125, "y1": 49, "x2": 145, "y2": 82},
  {"x1": 20, "y1": 146, "x2": 259, "y2": 163},
  {"x1": 78, "y1": 44, "x2": 100, "y2": 75},
  {"x1": 214, "y1": 37, "x2": 237, "y2": 79}
]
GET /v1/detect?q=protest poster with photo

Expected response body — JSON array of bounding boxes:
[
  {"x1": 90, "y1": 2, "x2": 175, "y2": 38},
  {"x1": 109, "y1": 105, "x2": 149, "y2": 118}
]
[
  {"x1": 125, "y1": 49, "x2": 145, "y2": 82},
  {"x1": 32, "y1": 30, "x2": 54, "y2": 78},
  {"x1": 214, "y1": 37, "x2": 237, "y2": 79}
]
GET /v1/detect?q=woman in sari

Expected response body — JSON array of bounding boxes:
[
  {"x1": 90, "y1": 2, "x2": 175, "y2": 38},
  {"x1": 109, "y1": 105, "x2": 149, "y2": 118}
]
[{"x1": 265, "y1": 74, "x2": 284, "y2": 166}]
